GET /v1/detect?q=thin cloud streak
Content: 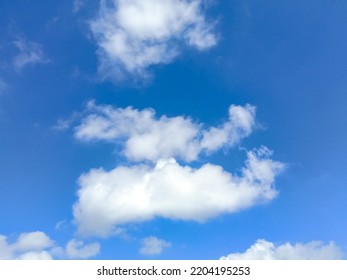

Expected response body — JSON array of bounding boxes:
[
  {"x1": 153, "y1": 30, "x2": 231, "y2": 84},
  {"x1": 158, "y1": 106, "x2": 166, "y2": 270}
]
[{"x1": 12, "y1": 38, "x2": 49, "y2": 71}]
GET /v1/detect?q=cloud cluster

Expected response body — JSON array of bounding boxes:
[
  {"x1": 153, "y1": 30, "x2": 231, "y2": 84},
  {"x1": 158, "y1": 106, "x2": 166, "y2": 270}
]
[
  {"x1": 90, "y1": 0, "x2": 217, "y2": 80},
  {"x1": 0, "y1": 231, "x2": 100, "y2": 260},
  {"x1": 65, "y1": 239, "x2": 101, "y2": 259},
  {"x1": 75, "y1": 101, "x2": 256, "y2": 162},
  {"x1": 0, "y1": 232, "x2": 54, "y2": 260},
  {"x1": 139, "y1": 236, "x2": 171, "y2": 255},
  {"x1": 13, "y1": 39, "x2": 49, "y2": 71},
  {"x1": 220, "y1": 239, "x2": 344, "y2": 260},
  {"x1": 73, "y1": 147, "x2": 283, "y2": 237}
]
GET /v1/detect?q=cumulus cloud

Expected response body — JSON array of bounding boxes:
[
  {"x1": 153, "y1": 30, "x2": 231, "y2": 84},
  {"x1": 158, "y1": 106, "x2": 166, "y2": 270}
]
[
  {"x1": 0, "y1": 231, "x2": 100, "y2": 260},
  {"x1": 73, "y1": 147, "x2": 283, "y2": 237},
  {"x1": 18, "y1": 251, "x2": 54, "y2": 260},
  {"x1": 139, "y1": 236, "x2": 171, "y2": 255},
  {"x1": 74, "y1": 101, "x2": 256, "y2": 162},
  {"x1": 13, "y1": 38, "x2": 49, "y2": 70},
  {"x1": 220, "y1": 239, "x2": 344, "y2": 260},
  {"x1": 0, "y1": 232, "x2": 54, "y2": 260},
  {"x1": 90, "y1": 0, "x2": 217, "y2": 80},
  {"x1": 65, "y1": 239, "x2": 100, "y2": 259}
]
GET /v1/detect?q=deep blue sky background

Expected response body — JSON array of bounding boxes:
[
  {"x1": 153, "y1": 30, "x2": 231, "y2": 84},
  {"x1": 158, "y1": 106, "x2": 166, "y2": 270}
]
[{"x1": 0, "y1": 0, "x2": 346, "y2": 259}]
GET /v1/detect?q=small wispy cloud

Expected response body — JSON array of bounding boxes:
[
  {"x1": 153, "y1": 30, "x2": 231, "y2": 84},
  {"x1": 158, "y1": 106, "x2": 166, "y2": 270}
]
[
  {"x1": 90, "y1": 0, "x2": 217, "y2": 81},
  {"x1": 220, "y1": 239, "x2": 344, "y2": 260},
  {"x1": 53, "y1": 112, "x2": 81, "y2": 131},
  {"x1": 73, "y1": 0, "x2": 85, "y2": 13},
  {"x1": 65, "y1": 239, "x2": 100, "y2": 259},
  {"x1": 12, "y1": 38, "x2": 49, "y2": 71},
  {"x1": 139, "y1": 236, "x2": 171, "y2": 255}
]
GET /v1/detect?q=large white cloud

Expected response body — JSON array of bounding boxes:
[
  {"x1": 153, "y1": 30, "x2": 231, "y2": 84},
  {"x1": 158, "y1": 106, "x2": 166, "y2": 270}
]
[
  {"x1": 90, "y1": 0, "x2": 217, "y2": 80},
  {"x1": 74, "y1": 101, "x2": 256, "y2": 162},
  {"x1": 220, "y1": 239, "x2": 344, "y2": 260},
  {"x1": 0, "y1": 231, "x2": 100, "y2": 260},
  {"x1": 139, "y1": 236, "x2": 171, "y2": 255},
  {"x1": 73, "y1": 147, "x2": 283, "y2": 237}
]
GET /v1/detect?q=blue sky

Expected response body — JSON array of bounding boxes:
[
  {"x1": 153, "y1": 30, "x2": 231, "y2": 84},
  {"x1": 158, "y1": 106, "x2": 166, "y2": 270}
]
[{"x1": 0, "y1": 0, "x2": 346, "y2": 260}]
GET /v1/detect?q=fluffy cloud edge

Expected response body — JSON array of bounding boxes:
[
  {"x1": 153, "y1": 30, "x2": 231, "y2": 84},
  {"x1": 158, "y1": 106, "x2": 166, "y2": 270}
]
[
  {"x1": 74, "y1": 101, "x2": 256, "y2": 162},
  {"x1": 65, "y1": 239, "x2": 101, "y2": 259},
  {"x1": 73, "y1": 147, "x2": 284, "y2": 237},
  {"x1": 90, "y1": 0, "x2": 217, "y2": 81},
  {"x1": 0, "y1": 231, "x2": 100, "y2": 260},
  {"x1": 220, "y1": 239, "x2": 344, "y2": 260},
  {"x1": 139, "y1": 236, "x2": 171, "y2": 255}
]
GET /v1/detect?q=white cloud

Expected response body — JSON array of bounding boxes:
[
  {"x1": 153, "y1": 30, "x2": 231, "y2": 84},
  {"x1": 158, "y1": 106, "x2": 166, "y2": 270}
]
[
  {"x1": 90, "y1": 0, "x2": 217, "y2": 80},
  {"x1": 0, "y1": 232, "x2": 54, "y2": 260},
  {"x1": 139, "y1": 236, "x2": 171, "y2": 255},
  {"x1": 73, "y1": 147, "x2": 283, "y2": 237},
  {"x1": 54, "y1": 112, "x2": 81, "y2": 131},
  {"x1": 13, "y1": 231, "x2": 54, "y2": 252},
  {"x1": 13, "y1": 38, "x2": 49, "y2": 70},
  {"x1": 201, "y1": 105, "x2": 256, "y2": 152},
  {"x1": 74, "y1": 101, "x2": 256, "y2": 162},
  {"x1": 0, "y1": 231, "x2": 100, "y2": 260},
  {"x1": 220, "y1": 239, "x2": 344, "y2": 260},
  {"x1": 18, "y1": 251, "x2": 53, "y2": 260},
  {"x1": 65, "y1": 239, "x2": 100, "y2": 259}
]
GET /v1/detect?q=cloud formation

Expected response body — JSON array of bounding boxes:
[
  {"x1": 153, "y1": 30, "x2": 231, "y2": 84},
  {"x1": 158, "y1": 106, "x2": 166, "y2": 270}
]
[
  {"x1": 65, "y1": 239, "x2": 101, "y2": 259},
  {"x1": 139, "y1": 236, "x2": 171, "y2": 255},
  {"x1": 220, "y1": 239, "x2": 344, "y2": 260},
  {"x1": 13, "y1": 38, "x2": 49, "y2": 70},
  {"x1": 74, "y1": 101, "x2": 256, "y2": 162},
  {"x1": 0, "y1": 232, "x2": 54, "y2": 260},
  {"x1": 0, "y1": 231, "x2": 100, "y2": 260},
  {"x1": 73, "y1": 147, "x2": 283, "y2": 237},
  {"x1": 90, "y1": 0, "x2": 217, "y2": 80}
]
